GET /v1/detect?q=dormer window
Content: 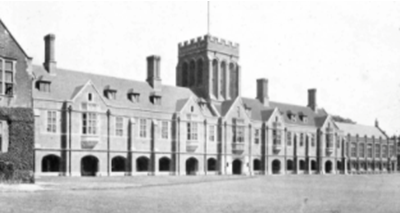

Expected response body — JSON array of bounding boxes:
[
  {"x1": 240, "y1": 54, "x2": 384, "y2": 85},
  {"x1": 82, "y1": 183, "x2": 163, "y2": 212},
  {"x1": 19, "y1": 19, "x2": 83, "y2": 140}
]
[
  {"x1": 36, "y1": 75, "x2": 52, "y2": 93},
  {"x1": 128, "y1": 89, "x2": 140, "y2": 103},
  {"x1": 150, "y1": 91, "x2": 162, "y2": 105},
  {"x1": 0, "y1": 58, "x2": 15, "y2": 96},
  {"x1": 298, "y1": 113, "x2": 308, "y2": 123},
  {"x1": 244, "y1": 104, "x2": 251, "y2": 117},
  {"x1": 104, "y1": 85, "x2": 117, "y2": 100},
  {"x1": 287, "y1": 111, "x2": 296, "y2": 122},
  {"x1": 198, "y1": 98, "x2": 207, "y2": 110}
]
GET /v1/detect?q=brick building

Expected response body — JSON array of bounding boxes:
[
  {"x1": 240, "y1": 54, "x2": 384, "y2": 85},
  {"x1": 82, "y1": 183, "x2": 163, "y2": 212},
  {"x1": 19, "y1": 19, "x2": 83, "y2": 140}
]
[{"x1": 0, "y1": 19, "x2": 397, "y2": 177}]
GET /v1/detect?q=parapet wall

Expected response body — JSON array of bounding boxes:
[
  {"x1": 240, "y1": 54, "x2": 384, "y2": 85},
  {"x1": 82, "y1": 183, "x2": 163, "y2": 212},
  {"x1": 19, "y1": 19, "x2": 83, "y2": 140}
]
[{"x1": 178, "y1": 35, "x2": 240, "y2": 57}]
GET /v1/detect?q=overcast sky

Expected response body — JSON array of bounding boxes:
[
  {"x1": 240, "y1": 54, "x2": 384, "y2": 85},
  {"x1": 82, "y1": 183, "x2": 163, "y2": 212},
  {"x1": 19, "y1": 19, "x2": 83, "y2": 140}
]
[{"x1": 1, "y1": 1, "x2": 399, "y2": 135}]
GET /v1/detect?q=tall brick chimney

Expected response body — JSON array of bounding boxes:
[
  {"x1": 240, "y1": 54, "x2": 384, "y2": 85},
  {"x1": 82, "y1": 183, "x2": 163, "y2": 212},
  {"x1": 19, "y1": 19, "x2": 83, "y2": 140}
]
[
  {"x1": 43, "y1": 34, "x2": 56, "y2": 73},
  {"x1": 256, "y1": 78, "x2": 269, "y2": 107},
  {"x1": 146, "y1": 55, "x2": 161, "y2": 91},
  {"x1": 307, "y1": 89, "x2": 317, "y2": 112}
]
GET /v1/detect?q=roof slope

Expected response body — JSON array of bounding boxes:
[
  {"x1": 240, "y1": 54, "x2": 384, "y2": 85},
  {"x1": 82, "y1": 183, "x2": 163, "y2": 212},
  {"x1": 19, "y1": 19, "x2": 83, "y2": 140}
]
[
  {"x1": 336, "y1": 122, "x2": 386, "y2": 138},
  {"x1": 32, "y1": 65, "x2": 196, "y2": 113}
]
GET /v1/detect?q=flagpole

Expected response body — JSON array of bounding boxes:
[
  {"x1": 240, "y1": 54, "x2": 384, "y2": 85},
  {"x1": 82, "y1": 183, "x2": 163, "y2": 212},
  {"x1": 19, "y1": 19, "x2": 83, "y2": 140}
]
[{"x1": 207, "y1": 1, "x2": 210, "y2": 35}]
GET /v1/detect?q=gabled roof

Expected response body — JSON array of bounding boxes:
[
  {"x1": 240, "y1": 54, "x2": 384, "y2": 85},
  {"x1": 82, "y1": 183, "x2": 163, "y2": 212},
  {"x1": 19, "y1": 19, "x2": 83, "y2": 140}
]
[
  {"x1": 0, "y1": 19, "x2": 31, "y2": 59},
  {"x1": 336, "y1": 122, "x2": 386, "y2": 138},
  {"x1": 32, "y1": 65, "x2": 196, "y2": 113}
]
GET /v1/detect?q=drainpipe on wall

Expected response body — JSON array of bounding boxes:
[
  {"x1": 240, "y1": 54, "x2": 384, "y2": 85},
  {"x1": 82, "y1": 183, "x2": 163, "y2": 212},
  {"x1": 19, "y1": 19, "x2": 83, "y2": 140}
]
[
  {"x1": 107, "y1": 109, "x2": 111, "y2": 176},
  {"x1": 68, "y1": 105, "x2": 72, "y2": 176}
]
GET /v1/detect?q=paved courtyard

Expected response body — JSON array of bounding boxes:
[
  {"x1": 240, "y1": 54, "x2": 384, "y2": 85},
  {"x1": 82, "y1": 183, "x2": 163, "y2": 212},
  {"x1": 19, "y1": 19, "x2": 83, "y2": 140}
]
[{"x1": 1, "y1": 174, "x2": 400, "y2": 213}]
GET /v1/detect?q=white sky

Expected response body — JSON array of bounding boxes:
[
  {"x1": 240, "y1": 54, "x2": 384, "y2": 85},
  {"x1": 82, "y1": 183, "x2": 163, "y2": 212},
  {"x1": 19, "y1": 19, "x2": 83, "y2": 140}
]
[{"x1": 1, "y1": 1, "x2": 399, "y2": 135}]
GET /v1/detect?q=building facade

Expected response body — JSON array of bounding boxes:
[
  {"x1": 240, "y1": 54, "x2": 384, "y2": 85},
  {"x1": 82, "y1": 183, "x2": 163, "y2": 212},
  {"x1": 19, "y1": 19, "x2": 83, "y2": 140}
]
[
  {"x1": 0, "y1": 20, "x2": 34, "y2": 181},
  {"x1": 0, "y1": 19, "x2": 397, "y2": 177}
]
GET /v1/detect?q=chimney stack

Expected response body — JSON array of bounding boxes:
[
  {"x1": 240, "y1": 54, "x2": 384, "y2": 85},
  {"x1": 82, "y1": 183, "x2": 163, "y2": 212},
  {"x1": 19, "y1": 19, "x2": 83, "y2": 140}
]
[
  {"x1": 256, "y1": 78, "x2": 269, "y2": 107},
  {"x1": 43, "y1": 34, "x2": 56, "y2": 73},
  {"x1": 146, "y1": 55, "x2": 161, "y2": 91},
  {"x1": 307, "y1": 89, "x2": 317, "y2": 112},
  {"x1": 375, "y1": 119, "x2": 379, "y2": 128}
]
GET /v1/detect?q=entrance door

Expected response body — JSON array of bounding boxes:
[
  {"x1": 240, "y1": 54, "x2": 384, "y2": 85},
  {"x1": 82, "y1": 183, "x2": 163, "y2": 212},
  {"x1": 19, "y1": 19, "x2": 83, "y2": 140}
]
[{"x1": 186, "y1": 158, "x2": 198, "y2": 175}]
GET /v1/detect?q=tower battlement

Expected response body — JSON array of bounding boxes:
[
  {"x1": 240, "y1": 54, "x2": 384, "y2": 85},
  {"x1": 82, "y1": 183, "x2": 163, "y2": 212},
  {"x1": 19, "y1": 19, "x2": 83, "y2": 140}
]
[{"x1": 178, "y1": 35, "x2": 239, "y2": 57}]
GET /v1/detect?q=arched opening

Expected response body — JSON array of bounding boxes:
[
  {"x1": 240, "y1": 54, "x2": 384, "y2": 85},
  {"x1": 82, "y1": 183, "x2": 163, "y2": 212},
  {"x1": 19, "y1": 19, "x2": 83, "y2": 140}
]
[
  {"x1": 337, "y1": 161, "x2": 342, "y2": 172},
  {"x1": 182, "y1": 62, "x2": 189, "y2": 87},
  {"x1": 189, "y1": 60, "x2": 196, "y2": 86},
  {"x1": 186, "y1": 157, "x2": 198, "y2": 175},
  {"x1": 287, "y1": 160, "x2": 294, "y2": 171},
  {"x1": 159, "y1": 157, "x2": 171, "y2": 172},
  {"x1": 220, "y1": 61, "x2": 227, "y2": 98},
  {"x1": 311, "y1": 160, "x2": 317, "y2": 171},
  {"x1": 325, "y1": 161, "x2": 332, "y2": 174},
  {"x1": 212, "y1": 59, "x2": 218, "y2": 98},
  {"x1": 253, "y1": 159, "x2": 261, "y2": 171},
  {"x1": 42, "y1": 155, "x2": 61, "y2": 172},
  {"x1": 207, "y1": 158, "x2": 217, "y2": 171},
  {"x1": 111, "y1": 156, "x2": 126, "y2": 172},
  {"x1": 136, "y1": 156, "x2": 150, "y2": 172},
  {"x1": 232, "y1": 159, "x2": 242, "y2": 175},
  {"x1": 299, "y1": 160, "x2": 305, "y2": 171},
  {"x1": 196, "y1": 59, "x2": 203, "y2": 86},
  {"x1": 229, "y1": 63, "x2": 238, "y2": 98},
  {"x1": 272, "y1": 160, "x2": 281, "y2": 174},
  {"x1": 81, "y1": 156, "x2": 99, "y2": 176}
]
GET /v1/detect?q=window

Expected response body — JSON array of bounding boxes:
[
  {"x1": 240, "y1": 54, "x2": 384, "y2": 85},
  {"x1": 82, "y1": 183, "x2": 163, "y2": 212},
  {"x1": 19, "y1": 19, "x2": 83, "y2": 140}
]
[
  {"x1": 273, "y1": 129, "x2": 281, "y2": 145},
  {"x1": 375, "y1": 144, "x2": 380, "y2": 158},
  {"x1": 88, "y1": 93, "x2": 92, "y2": 101},
  {"x1": 326, "y1": 128, "x2": 333, "y2": 148},
  {"x1": 351, "y1": 143, "x2": 357, "y2": 157},
  {"x1": 233, "y1": 125, "x2": 245, "y2": 143},
  {"x1": 287, "y1": 131, "x2": 292, "y2": 146},
  {"x1": 382, "y1": 145, "x2": 387, "y2": 158},
  {"x1": 187, "y1": 122, "x2": 198, "y2": 140},
  {"x1": 311, "y1": 134, "x2": 315, "y2": 147},
  {"x1": 139, "y1": 119, "x2": 147, "y2": 138},
  {"x1": 0, "y1": 122, "x2": 2, "y2": 152},
  {"x1": 150, "y1": 96, "x2": 162, "y2": 105},
  {"x1": 209, "y1": 125, "x2": 215, "y2": 142},
  {"x1": 367, "y1": 144, "x2": 372, "y2": 158},
  {"x1": 0, "y1": 59, "x2": 14, "y2": 95},
  {"x1": 254, "y1": 129, "x2": 260, "y2": 144},
  {"x1": 47, "y1": 111, "x2": 57, "y2": 133},
  {"x1": 299, "y1": 133, "x2": 304, "y2": 147},
  {"x1": 336, "y1": 136, "x2": 340, "y2": 148},
  {"x1": 115, "y1": 117, "x2": 123, "y2": 136},
  {"x1": 390, "y1": 145, "x2": 395, "y2": 157},
  {"x1": 39, "y1": 82, "x2": 51, "y2": 92},
  {"x1": 359, "y1": 143, "x2": 365, "y2": 157},
  {"x1": 128, "y1": 92, "x2": 140, "y2": 103},
  {"x1": 161, "y1": 121, "x2": 169, "y2": 139},
  {"x1": 82, "y1": 113, "x2": 97, "y2": 135},
  {"x1": 82, "y1": 103, "x2": 98, "y2": 135},
  {"x1": 0, "y1": 121, "x2": 8, "y2": 153}
]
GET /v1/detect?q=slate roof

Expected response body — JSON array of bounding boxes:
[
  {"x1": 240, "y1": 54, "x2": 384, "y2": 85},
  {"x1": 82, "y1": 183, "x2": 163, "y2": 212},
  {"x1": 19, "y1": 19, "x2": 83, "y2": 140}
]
[
  {"x1": 335, "y1": 122, "x2": 386, "y2": 138},
  {"x1": 32, "y1": 65, "x2": 196, "y2": 113}
]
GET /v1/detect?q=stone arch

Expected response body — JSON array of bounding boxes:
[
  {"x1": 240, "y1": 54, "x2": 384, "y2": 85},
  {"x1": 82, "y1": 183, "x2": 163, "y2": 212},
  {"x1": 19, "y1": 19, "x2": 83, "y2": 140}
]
[
  {"x1": 287, "y1": 159, "x2": 294, "y2": 171},
  {"x1": 111, "y1": 156, "x2": 126, "y2": 172},
  {"x1": 42, "y1": 155, "x2": 61, "y2": 172},
  {"x1": 272, "y1": 159, "x2": 281, "y2": 174},
  {"x1": 136, "y1": 156, "x2": 150, "y2": 172},
  {"x1": 186, "y1": 157, "x2": 198, "y2": 175},
  {"x1": 159, "y1": 157, "x2": 171, "y2": 172},
  {"x1": 299, "y1": 160, "x2": 306, "y2": 171},
  {"x1": 196, "y1": 58, "x2": 204, "y2": 86},
  {"x1": 212, "y1": 59, "x2": 219, "y2": 98},
  {"x1": 253, "y1": 159, "x2": 261, "y2": 171},
  {"x1": 189, "y1": 60, "x2": 196, "y2": 87},
  {"x1": 232, "y1": 159, "x2": 242, "y2": 175},
  {"x1": 207, "y1": 158, "x2": 217, "y2": 171},
  {"x1": 229, "y1": 62, "x2": 238, "y2": 98},
  {"x1": 81, "y1": 155, "x2": 99, "y2": 176},
  {"x1": 182, "y1": 62, "x2": 189, "y2": 87},
  {"x1": 311, "y1": 160, "x2": 317, "y2": 171},
  {"x1": 220, "y1": 61, "x2": 227, "y2": 98},
  {"x1": 325, "y1": 160, "x2": 333, "y2": 174}
]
